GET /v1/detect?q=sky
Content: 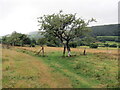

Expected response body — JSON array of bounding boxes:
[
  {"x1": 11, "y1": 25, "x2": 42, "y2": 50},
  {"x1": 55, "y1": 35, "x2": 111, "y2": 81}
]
[{"x1": 0, "y1": 0, "x2": 119, "y2": 36}]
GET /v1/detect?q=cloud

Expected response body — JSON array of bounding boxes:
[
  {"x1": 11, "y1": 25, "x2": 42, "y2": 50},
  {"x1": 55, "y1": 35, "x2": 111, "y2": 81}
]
[{"x1": 0, "y1": 0, "x2": 119, "y2": 36}]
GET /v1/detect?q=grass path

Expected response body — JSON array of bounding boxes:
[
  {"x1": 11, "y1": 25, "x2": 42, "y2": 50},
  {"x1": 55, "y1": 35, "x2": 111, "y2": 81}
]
[{"x1": 2, "y1": 49, "x2": 72, "y2": 88}]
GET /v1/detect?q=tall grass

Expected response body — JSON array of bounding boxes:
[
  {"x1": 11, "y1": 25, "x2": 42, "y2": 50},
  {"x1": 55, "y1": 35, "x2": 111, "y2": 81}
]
[
  {"x1": 2, "y1": 47, "x2": 119, "y2": 88},
  {"x1": 16, "y1": 47, "x2": 118, "y2": 88}
]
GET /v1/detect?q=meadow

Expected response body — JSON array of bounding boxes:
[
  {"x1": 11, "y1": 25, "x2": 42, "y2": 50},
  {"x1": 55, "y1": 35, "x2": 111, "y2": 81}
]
[
  {"x1": 2, "y1": 46, "x2": 119, "y2": 88},
  {"x1": 0, "y1": 45, "x2": 2, "y2": 89}
]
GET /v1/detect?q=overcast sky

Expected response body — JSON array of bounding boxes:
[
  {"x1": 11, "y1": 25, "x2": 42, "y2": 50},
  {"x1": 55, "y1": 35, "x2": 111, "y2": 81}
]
[{"x1": 0, "y1": 0, "x2": 119, "y2": 36}]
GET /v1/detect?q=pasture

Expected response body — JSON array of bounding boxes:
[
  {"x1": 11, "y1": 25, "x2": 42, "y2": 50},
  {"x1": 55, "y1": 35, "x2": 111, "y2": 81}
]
[{"x1": 2, "y1": 46, "x2": 119, "y2": 88}]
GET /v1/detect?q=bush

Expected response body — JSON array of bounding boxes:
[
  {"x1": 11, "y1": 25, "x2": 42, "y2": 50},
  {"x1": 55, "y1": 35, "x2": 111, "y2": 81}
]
[
  {"x1": 104, "y1": 43, "x2": 109, "y2": 47},
  {"x1": 69, "y1": 42, "x2": 77, "y2": 48},
  {"x1": 109, "y1": 44, "x2": 117, "y2": 48},
  {"x1": 46, "y1": 43, "x2": 56, "y2": 47},
  {"x1": 97, "y1": 36, "x2": 118, "y2": 42},
  {"x1": 89, "y1": 43, "x2": 98, "y2": 48},
  {"x1": 30, "y1": 43, "x2": 35, "y2": 47}
]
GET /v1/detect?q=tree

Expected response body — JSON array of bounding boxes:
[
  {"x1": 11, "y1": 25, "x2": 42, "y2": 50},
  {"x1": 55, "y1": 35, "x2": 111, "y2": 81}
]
[
  {"x1": 2, "y1": 36, "x2": 11, "y2": 49},
  {"x1": 2, "y1": 36, "x2": 8, "y2": 44},
  {"x1": 89, "y1": 43, "x2": 98, "y2": 48},
  {"x1": 3, "y1": 31, "x2": 31, "y2": 46},
  {"x1": 9, "y1": 31, "x2": 19, "y2": 46},
  {"x1": 79, "y1": 35, "x2": 97, "y2": 46},
  {"x1": 23, "y1": 37, "x2": 31, "y2": 45},
  {"x1": 18, "y1": 34, "x2": 30, "y2": 46},
  {"x1": 31, "y1": 38, "x2": 36, "y2": 45},
  {"x1": 29, "y1": 38, "x2": 36, "y2": 47},
  {"x1": 46, "y1": 35, "x2": 61, "y2": 47},
  {"x1": 38, "y1": 11, "x2": 95, "y2": 56}
]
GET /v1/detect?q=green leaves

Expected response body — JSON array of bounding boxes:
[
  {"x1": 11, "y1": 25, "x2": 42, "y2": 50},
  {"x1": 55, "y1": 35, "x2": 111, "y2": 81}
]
[
  {"x1": 2, "y1": 31, "x2": 31, "y2": 46},
  {"x1": 37, "y1": 38, "x2": 46, "y2": 46},
  {"x1": 38, "y1": 11, "x2": 95, "y2": 47}
]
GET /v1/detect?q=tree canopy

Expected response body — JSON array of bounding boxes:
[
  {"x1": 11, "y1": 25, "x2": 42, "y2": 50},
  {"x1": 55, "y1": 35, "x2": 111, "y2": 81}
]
[
  {"x1": 2, "y1": 31, "x2": 31, "y2": 46},
  {"x1": 37, "y1": 11, "x2": 95, "y2": 56}
]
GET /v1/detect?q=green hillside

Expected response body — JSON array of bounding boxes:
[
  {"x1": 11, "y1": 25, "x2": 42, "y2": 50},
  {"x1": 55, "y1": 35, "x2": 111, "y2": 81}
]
[
  {"x1": 28, "y1": 31, "x2": 43, "y2": 40},
  {"x1": 28, "y1": 24, "x2": 119, "y2": 39},
  {"x1": 91, "y1": 24, "x2": 119, "y2": 36}
]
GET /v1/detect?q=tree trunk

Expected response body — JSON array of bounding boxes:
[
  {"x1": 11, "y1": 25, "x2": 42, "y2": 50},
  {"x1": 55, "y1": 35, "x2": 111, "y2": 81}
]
[
  {"x1": 63, "y1": 43, "x2": 66, "y2": 56},
  {"x1": 67, "y1": 49, "x2": 71, "y2": 57},
  {"x1": 66, "y1": 42, "x2": 71, "y2": 57}
]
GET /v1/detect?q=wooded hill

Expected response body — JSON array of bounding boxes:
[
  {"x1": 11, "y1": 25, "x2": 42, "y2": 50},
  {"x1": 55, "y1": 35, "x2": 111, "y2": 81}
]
[
  {"x1": 90, "y1": 24, "x2": 119, "y2": 36},
  {"x1": 28, "y1": 24, "x2": 119, "y2": 39},
  {"x1": 28, "y1": 31, "x2": 43, "y2": 40}
]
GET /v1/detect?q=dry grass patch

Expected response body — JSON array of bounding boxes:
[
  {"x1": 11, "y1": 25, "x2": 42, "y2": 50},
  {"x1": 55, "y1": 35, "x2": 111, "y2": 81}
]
[{"x1": 2, "y1": 48, "x2": 72, "y2": 88}]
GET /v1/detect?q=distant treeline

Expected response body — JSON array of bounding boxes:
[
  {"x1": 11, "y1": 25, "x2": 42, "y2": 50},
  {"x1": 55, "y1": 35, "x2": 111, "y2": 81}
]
[
  {"x1": 1, "y1": 24, "x2": 119, "y2": 48},
  {"x1": 28, "y1": 24, "x2": 119, "y2": 40},
  {"x1": 90, "y1": 24, "x2": 119, "y2": 36},
  {"x1": 97, "y1": 36, "x2": 119, "y2": 42},
  {"x1": 28, "y1": 24, "x2": 119, "y2": 43}
]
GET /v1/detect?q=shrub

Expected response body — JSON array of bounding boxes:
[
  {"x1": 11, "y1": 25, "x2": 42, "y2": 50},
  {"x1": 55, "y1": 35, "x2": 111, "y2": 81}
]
[
  {"x1": 46, "y1": 43, "x2": 56, "y2": 47},
  {"x1": 109, "y1": 44, "x2": 117, "y2": 48},
  {"x1": 30, "y1": 43, "x2": 35, "y2": 47},
  {"x1": 104, "y1": 43, "x2": 109, "y2": 47},
  {"x1": 97, "y1": 36, "x2": 118, "y2": 42},
  {"x1": 89, "y1": 43, "x2": 98, "y2": 48},
  {"x1": 69, "y1": 42, "x2": 77, "y2": 48}
]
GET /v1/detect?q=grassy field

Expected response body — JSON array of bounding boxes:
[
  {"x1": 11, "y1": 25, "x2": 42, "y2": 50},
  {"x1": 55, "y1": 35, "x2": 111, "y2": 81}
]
[
  {"x1": 2, "y1": 46, "x2": 119, "y2": 88},
  {"x1": 97, "y1": 36, "x2": 118, "y2": 38},
  {"x1": 0, "y1": 44, "x2": 2, "y2": 89},
  {"x1": 98, "y1": 41, "x2": 119, "y2": 45}
]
